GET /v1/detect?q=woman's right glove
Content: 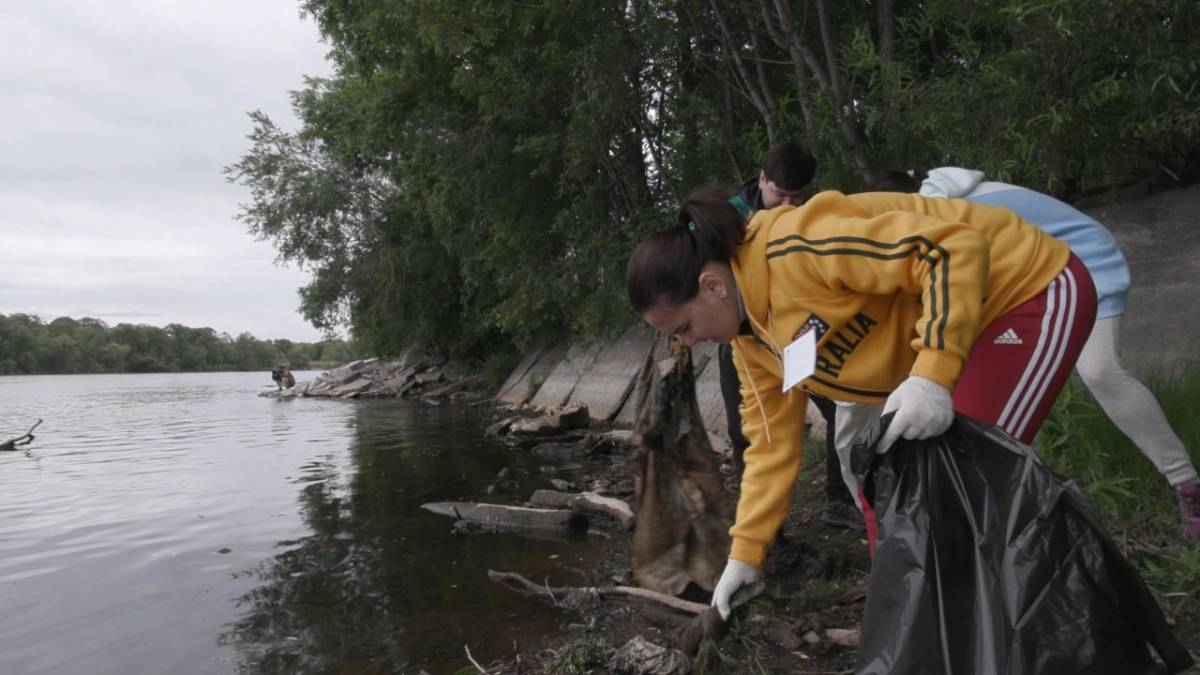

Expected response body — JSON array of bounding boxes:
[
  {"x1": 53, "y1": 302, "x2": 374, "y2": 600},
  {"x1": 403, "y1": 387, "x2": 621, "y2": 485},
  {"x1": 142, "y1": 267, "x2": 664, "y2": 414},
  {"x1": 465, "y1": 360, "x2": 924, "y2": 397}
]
[
  {"x1": 711, "y1": 558, "x2": 762, "y2": 620},
  {"x1": 877, "y1": 375, "x2": 954, "y2": 453}
]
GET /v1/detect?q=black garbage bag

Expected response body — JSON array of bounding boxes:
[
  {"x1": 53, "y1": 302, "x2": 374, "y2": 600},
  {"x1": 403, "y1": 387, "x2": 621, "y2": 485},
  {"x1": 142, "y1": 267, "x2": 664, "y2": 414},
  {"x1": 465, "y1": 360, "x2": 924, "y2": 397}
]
[{"x1": 850, "y1": 415, "x2": 1193, "y2": 675}]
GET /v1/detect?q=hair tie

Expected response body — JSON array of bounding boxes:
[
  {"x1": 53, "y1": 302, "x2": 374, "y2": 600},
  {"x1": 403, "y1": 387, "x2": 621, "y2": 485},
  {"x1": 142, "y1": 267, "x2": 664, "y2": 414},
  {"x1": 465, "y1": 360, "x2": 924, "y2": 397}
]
[
  {"x1": 728, "y1": 195, "x2": 751, "y2": 220},
  {"x1": 687, "y1": 222, "x2": 697, "y2": 232}
]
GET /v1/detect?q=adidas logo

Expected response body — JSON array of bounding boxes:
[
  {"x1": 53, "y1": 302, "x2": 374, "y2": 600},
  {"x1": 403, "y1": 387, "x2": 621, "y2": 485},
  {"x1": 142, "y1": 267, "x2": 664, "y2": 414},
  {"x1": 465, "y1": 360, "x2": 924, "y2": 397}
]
[{"x1": 993, "y1": 328, "x2": 1023, "y2": 345}]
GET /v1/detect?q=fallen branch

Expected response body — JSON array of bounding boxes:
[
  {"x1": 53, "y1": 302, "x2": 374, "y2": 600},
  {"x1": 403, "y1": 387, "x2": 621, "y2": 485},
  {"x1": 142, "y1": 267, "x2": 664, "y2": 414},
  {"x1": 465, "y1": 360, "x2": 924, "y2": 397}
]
[
  {"x1": 1, "y1": 419, "x2": 41, "y2": 451},
  {"x1": 487, "y1": 569, "x2": 707, "y2": 614},
  {"x1": 422, "y1": 501, "x2": 588, "y2": 534},
  {"x1": 528, "y1": 490, "x2": 636, "y2": 529},
  {"x1": 464, "y1": 644, "x2": 489, "y2": 674}
]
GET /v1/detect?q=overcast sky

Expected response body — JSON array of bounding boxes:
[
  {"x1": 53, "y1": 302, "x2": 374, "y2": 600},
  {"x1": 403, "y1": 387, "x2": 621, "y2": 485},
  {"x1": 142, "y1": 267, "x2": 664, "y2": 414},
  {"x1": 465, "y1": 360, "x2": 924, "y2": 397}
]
[{"x1": 0, "y1": 1, "x2": 334, "y2": 341}]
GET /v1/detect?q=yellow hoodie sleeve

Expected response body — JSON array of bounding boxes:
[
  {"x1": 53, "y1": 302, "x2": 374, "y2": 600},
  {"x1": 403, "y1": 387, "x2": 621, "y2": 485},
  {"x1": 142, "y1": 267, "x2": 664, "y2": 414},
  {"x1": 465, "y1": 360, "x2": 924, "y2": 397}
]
[
  {"x1": 772, "y1": 193, "x2": 990, "y2": 388},
  {"x1": 729, "y1": 337, "x2": 808, "y2": 566}
]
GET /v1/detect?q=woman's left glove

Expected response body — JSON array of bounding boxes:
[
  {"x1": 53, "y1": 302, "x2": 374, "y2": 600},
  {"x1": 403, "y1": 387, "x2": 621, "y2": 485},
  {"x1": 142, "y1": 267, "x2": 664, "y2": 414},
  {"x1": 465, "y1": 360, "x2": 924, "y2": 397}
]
[{"x1": 877, "y1": 375, "x2": 953, "y2": 453}]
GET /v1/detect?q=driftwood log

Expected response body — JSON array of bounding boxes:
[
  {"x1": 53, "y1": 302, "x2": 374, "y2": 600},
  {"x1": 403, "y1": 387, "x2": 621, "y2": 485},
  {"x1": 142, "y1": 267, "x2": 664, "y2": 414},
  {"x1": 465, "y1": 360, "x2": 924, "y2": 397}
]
[
  {"x1": 487, "y1": 569, "x2": 707, "y2": 614},
  {"x1": 0, "y1": 419, "x2": 41, "y2": 451},
  {"x1": 528, "y1": 490, "x2": 636, "y2": 530},
  {"x1": 421, "y1": 501, "x2": 588, "y2": 534}
]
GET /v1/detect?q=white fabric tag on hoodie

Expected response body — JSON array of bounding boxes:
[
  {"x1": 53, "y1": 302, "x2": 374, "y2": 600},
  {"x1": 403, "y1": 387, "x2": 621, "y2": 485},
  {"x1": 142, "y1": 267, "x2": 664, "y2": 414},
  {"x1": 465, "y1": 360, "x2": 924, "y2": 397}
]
[{"x1": 782, "y1": 330, "x2": 816, "y2": 393}]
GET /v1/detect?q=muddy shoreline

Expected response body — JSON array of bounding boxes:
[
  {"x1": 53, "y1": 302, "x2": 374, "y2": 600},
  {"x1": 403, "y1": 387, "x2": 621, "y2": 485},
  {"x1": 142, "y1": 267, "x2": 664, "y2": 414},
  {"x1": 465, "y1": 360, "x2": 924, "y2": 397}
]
[{"x1": 464, "y1": 414, "x2": 871, "y2": 675}]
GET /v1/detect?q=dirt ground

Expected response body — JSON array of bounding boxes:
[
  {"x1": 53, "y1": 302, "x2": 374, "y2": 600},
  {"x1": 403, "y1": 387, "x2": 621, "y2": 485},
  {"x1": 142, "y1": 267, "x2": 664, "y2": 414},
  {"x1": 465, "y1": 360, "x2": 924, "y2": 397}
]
[
  {"x1": 481, "y1": 434, "x2": 872, "y2": 675},
  {"x1": 479, "y1": 429, "x2": 1199, "y2": 675}
]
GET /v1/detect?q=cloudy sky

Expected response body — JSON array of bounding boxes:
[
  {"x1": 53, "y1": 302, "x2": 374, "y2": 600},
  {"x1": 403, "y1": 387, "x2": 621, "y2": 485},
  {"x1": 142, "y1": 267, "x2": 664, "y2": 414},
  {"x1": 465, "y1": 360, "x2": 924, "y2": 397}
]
[{"x1": 0, "y1": 1, "x2": 334, "y2": 341}]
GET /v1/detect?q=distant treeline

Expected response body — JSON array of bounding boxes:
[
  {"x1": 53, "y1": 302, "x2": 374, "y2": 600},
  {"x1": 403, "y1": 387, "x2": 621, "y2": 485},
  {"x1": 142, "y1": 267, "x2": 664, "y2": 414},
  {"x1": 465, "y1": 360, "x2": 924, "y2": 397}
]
[{"x1": 0, "y1": 313, "x2": 360, "y2": 375}]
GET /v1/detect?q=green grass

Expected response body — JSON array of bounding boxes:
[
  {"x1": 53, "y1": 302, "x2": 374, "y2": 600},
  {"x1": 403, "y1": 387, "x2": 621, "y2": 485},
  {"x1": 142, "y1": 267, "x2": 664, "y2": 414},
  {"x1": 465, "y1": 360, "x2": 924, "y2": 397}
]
[
  {"x1": 547, "y1": 635, "x2": 608, "y2": 675},
  {"x1": 1034, "y1": 365, "x2": 1200, "y2": 612}
]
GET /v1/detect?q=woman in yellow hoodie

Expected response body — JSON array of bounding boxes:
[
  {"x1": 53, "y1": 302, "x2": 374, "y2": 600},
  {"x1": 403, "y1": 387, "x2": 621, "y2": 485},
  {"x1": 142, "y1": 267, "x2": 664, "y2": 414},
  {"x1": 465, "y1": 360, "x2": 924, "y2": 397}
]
[{"x1": 626, "y1": 185, "x2": 1097, "y2": 619}]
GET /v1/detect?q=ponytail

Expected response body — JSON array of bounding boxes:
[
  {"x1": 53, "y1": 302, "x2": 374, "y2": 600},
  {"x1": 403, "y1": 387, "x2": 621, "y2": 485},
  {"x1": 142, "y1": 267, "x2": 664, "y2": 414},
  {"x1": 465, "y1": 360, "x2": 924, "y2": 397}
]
[
  {"x1": 626, "y1": 185, "x2": 746, "y2": 313},
  {"x1": 866, "y1": 169, "x2": 928, "y2": 194}
]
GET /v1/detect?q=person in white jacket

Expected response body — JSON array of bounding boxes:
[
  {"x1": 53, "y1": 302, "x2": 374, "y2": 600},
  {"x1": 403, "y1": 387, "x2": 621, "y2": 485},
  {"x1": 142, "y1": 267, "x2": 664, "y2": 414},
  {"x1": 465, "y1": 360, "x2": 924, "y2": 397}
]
[{"x1": 872, "y1": 167, "x2": 1199, "y2": 540}]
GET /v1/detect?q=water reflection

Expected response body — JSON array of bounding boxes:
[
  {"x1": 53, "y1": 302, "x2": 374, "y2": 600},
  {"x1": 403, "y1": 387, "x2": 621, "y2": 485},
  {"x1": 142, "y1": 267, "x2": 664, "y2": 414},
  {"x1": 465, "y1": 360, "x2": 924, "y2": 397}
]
[
  {"x1": 0, "y1": 374, "x2": 604, "y2": 675},
  {"x1": 222, "y1": 402, "x2": 603, "y2": 673}
]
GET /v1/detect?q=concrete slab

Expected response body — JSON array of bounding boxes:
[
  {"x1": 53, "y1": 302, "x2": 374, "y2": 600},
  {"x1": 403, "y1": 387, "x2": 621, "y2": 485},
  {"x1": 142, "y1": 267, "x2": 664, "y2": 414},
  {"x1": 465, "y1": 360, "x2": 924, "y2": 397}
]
[
  {"x1": 613, "y1": 334, "x2": 673, "y2": 427},
  {"x1": 567, "y1": 328, "x2": 654, "y2": 422},
  {"x1": 496, "y1": 347, "x2": 544, "y2": 404},
  {"x1": 1087, "y1": 184, "x2": 1200, "y2": 374},
  {"x1": 498, "y1": 345, "x2": 567, "y2": 407},
  {"x1": 529, "y1": 341, "x2": 605, "y2": 410}
]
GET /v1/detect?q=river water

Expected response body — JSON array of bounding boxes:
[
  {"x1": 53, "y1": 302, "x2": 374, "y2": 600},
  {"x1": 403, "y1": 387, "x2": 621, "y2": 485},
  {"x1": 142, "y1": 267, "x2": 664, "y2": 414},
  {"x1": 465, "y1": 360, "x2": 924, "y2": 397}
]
[{"x1": 0, "y1": 372, "x2": 604, "y2": 674}]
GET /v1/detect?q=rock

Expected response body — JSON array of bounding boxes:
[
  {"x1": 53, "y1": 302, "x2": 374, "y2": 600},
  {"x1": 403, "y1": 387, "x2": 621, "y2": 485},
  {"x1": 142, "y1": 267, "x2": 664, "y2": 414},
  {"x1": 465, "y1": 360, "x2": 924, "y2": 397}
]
[
  {"x1": 496, "y1": 467, "x2": 511, "y2": 480},
  {"x1": 340, "y1": 358, "x2": 378, "y2": 374},
  {"x1": 550, "y1": 479, "x2": 572, "y2": 491},
  {"x1": 487, "y1": 417, "x2": 517, "y2": 437},
  {"x1": 506, "y1": 429, "x2": 590, "y2": 450},
  {"x1": 603, "y1": 429, "x2": 635, "y2": 445},
  {"x1": 529, "y1": 490, "x2": 636, "y2": 530},
  {"x1": 606, "y1": 635, "x2": 691, "y2": 675},
  {"x1": 393, "y1": 346, "x2": 432, "y2": 372},
  {"x1": 381, "y1": 374, "x2": 412, "y2": 394},
  {"x1": 508, "y1": 404, "x2": 591, "y2": 436},
  {"x1": 330, "y1": 378, "x2": 374, "y2": 398},
  {"x1": 802, "y1": 630, "x2": 821, "y2": 645},
  {"x1": 530, "y1": 441, "x2": 589, "y2": 462},
  {"x1": 441, "y1": 357, "x2": 471, "y2": 381},
  {"x1": 825, "y1": 627, "x2": 859, "y2": 647},
  {"x1": 414, "y1": 368, "x2": 443, "y2": 385},
  {"x1": 396, "y1": 378, "x2": 422, "y2": 396},
  {"x1": 423, "y1": 375, "x2": 484, "y2": 399}
]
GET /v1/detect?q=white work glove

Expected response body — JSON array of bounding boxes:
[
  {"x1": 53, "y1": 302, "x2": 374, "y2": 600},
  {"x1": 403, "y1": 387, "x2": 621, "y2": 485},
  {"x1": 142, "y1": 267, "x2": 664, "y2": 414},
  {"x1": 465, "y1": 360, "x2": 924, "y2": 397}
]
[
  {"x1": 712, "y1": 558, "x2": 762, "y2": 620},
  {"x1": 877, "y1": 375, "x2": 954, "y2": 454}
]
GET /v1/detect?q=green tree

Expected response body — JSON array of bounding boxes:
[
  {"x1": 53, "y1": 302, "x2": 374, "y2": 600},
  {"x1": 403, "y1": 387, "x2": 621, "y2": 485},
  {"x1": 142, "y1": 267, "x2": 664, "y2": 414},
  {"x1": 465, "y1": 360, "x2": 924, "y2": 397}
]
[
  {"x1": 230, "y1": 0, "x2": 1199, "y2": 360},
  {"x1": 0, "y1": 313, "x2": 356, "y2": 375}
]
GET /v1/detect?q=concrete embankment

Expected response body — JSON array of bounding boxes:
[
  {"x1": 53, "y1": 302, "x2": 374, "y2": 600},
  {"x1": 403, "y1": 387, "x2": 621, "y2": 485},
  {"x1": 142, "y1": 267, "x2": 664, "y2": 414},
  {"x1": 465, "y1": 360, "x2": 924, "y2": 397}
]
[{"x1": 1087, "y1": 184, "x2": 1200, "y2": 373}]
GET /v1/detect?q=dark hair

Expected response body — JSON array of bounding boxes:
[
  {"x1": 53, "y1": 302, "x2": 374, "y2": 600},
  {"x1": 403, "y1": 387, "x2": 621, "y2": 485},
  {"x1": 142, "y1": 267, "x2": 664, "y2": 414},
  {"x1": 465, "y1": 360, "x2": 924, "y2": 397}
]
[
  {"x1": 626, "y1": 185, "x2": 746, "y2": 313},
  {"x1": 761, "y1": 141, "x2": 816, "y2": 192},
  {"x1": 868, "y1": 169, "x2": 927, "y2": 193}
]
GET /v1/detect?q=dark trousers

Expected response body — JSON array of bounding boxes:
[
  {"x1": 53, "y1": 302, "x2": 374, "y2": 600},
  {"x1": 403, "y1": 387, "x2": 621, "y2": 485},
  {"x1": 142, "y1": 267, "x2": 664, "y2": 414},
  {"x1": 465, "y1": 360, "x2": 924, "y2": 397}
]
[{"x1": 717, "y1": 344, "x2": 854, "y2": 507}]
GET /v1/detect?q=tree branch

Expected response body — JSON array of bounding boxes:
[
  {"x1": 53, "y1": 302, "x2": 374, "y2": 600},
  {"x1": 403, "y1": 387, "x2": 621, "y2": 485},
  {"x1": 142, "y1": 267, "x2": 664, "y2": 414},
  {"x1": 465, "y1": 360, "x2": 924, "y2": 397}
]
[
  {"x1": 878, "y1": 0, "x2": 896, "y2": 62},
  {"x1": 1, "y1": 419, "x2": 41, "y2": 451},
  {"x1": 488, "y1": 569, "x2": 709, "y2": 614},
  {"x1": 707, "y1": 0, "x2": 778, "y2": 143}
]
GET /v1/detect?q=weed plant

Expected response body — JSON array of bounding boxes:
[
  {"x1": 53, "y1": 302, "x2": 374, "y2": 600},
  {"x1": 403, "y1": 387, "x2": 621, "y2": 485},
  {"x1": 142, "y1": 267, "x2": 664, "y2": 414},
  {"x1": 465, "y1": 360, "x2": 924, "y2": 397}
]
[{"x1": 1034, "y1": 367, "x2": 1200, "y2": 612}]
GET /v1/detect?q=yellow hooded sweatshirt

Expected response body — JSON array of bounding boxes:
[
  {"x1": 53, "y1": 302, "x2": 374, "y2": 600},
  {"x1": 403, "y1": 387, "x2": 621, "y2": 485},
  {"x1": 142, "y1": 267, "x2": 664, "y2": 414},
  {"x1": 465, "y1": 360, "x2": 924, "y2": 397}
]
[{"x1": 727, "y1": 190, "x2": 1070, "y2": 565}]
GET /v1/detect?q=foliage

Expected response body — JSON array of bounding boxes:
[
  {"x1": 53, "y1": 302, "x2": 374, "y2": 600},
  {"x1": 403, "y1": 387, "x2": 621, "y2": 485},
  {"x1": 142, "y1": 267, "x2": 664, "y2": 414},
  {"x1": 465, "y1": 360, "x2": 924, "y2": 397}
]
[
  {"x1": 0, "y1": 313, "x2": 359, "y2": 375},
  {"x1": 230, "y1": 0, "x2": 1200, "y2": 358},
  {"x1": 480, "y1": 348, "x2": 523, "y2": 388},
  {"x1": 847, "y1": 0, "x2": 1200, "y2": 196},
  {"x1": 1035, "y1": 369, "x2": 1200, "y2": 606}
]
